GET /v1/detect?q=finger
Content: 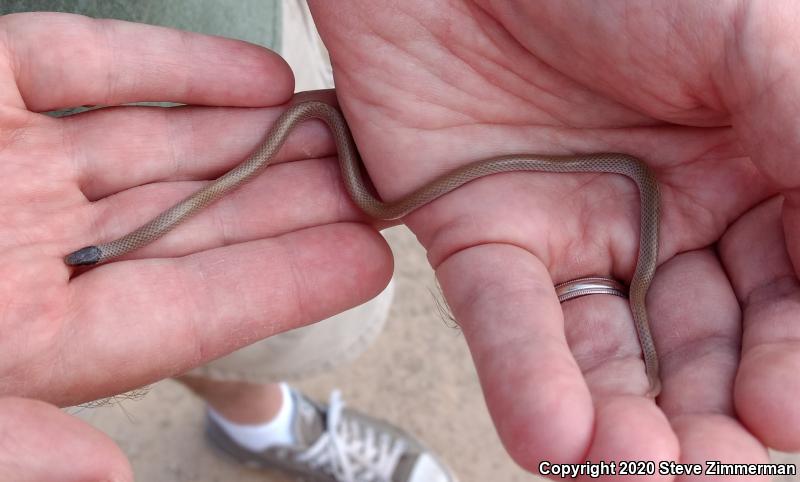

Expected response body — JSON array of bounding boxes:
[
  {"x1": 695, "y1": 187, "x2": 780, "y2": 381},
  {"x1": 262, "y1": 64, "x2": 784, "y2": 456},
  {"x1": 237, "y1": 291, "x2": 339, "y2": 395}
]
[
  {"x1": 719, "y1": 196, "x2": 800, "y2": 451},
  {"x1": 561, "y1": 292, "x2": 649, "y2": 396},
  {"x1": 52, "y1": 223, "x2": 392, "y2": 406},
  {"x1": 0, "y1": 397, "x2": 132, "y2": 482},
  {"x1": 652, "y1": 250, "x2": 741, "y2": 415},
  {"x1": 438, "y1": 243, "x2": 682, "y2": 475},
  {"x1": 649, "y1": 250, "x2": 770, "y2": 482},
  {"x1": 671, "y1": 417, "x2": 769, "y2": 482},
  {"x1": 578, "y1": 396, "x2": 675, "y2": 482},
  {"x1": 436, "y1": 243, "x2": 594, "y2": 470},
  {"x1": 67, "y1": 106, "x2": 334, "y2": 200},
  {"x1": 66, "y1": 157, "x2": 372, "y2": 262},
  {"x1": 560, "y1": 293, "x2": 677, "y2": 481},
  {"x1": 0, "y1": 12, "x2": 293, "y2": 111},
  {"x1": 65, "y1": 95, "x2": 338, "y2": 200}
]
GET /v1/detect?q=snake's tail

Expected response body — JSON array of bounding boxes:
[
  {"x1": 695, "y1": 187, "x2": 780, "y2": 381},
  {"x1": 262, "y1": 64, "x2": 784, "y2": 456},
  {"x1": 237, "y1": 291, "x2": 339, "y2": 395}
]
[
  {"x1": 65, "y1": 246, "x2": 102, "y2": 266},
  {"x1": 646, "y1": 376, "x2": 662, "y2": 399}
]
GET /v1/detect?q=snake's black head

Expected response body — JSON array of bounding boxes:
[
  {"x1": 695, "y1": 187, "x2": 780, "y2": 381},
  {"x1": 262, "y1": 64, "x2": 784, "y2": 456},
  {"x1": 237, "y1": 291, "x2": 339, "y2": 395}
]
[{"x1": 65, "y1": 246, "x2": 102, "y2": 266}]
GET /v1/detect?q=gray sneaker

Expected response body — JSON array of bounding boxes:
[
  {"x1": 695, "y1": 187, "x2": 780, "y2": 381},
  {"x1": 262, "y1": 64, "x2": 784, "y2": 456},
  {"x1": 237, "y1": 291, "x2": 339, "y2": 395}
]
[{"x1": 206, "y1": 389, "x2": 457, "y2": 482}]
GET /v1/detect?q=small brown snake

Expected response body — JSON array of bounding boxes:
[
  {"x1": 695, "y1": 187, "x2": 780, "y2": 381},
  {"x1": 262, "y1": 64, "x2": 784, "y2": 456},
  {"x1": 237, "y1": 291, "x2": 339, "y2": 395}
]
[{"x1": 65, "y1": 100, "x2": 662, "y2": 396}]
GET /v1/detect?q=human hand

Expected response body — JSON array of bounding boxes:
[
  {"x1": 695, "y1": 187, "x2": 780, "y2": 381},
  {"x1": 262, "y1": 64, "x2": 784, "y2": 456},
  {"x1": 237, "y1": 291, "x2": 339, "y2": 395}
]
[
  {"x1": 0, "y1": 13, "x2": 392, "y2": 407},
  {"x1": 309, "y1": 0, "x2": 799, "y2": 477},
  {"x1": 0, "y1": 396, "x2": 132, "y2": 481}
]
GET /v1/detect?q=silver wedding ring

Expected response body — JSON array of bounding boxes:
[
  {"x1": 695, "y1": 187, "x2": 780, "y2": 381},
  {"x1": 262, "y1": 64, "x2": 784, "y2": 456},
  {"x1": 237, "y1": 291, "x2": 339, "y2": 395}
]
[{"x1": 555, "y1": 276, "x2": 628, "y2": 303}]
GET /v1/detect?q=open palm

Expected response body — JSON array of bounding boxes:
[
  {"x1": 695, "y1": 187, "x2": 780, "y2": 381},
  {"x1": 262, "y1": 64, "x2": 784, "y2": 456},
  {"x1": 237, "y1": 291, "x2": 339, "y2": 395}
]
[
  {"x1": 0, "y1": 11, "x2": 393, "y2": 437},
  {"x1": 310, "y1": 1, "x2": 800, "y2": 477}
]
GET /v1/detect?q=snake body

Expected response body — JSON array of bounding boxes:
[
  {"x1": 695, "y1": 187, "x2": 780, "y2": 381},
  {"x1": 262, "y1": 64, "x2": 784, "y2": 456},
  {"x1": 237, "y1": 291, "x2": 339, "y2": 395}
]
[{"x1": 65, "y1": 100, "x2": 661, "y2": 396}]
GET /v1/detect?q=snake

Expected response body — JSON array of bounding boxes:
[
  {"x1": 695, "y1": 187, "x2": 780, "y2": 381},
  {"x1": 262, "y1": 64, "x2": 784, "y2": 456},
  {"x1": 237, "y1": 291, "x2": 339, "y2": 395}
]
[{"x1": 64, "y1": 100, "x2": 662, "y2": 397}]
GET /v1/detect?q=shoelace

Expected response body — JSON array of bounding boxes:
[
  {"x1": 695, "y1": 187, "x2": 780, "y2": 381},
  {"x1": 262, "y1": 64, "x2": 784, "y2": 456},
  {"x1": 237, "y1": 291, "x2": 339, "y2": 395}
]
[{"x1": 295, "y1": 391, "x2": 407, "y2": 482}]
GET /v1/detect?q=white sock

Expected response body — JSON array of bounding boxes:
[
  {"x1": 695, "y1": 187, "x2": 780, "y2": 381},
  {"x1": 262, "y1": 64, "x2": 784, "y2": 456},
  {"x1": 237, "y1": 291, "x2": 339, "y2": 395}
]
[{"x1": 208, "y1": 383, "x2": 297, "y2": 452}]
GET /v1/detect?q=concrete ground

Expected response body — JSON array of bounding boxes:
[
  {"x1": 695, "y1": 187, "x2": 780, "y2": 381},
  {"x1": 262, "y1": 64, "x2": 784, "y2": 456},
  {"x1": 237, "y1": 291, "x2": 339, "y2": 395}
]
[{"x1": 72, "y1": 226, "x2": 800, "y2": 482}]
